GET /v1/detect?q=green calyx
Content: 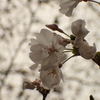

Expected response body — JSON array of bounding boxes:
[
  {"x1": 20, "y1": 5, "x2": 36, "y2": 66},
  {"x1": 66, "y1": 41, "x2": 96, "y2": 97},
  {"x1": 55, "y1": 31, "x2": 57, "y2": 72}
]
[{"x1": 72, "y1": 47, "x2": 80, "y2": 56}]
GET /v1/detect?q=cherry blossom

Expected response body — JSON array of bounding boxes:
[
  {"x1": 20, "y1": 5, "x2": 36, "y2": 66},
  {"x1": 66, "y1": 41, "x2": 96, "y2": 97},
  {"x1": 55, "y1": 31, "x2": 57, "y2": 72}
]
[
  {"x1": 58, "y1": 0, "x2": 100, "y2": 16},
  {"x1": 28, "y1": 17, "x2": 98, "y2": 99},
  {"x1": 71, "y1": 19, "x2": 90, "y2": 48},
  {"x1": 29, "y1": 29, "x2": 67, "y2": 70},
  {"x1": 79, "y1": 41, "x2": 96, "y2": 59},
  {"x1": 40, "y1": 64, "x2": 63, "y2": 89},
  {"x1": 59, "y1": 0, "x2": 82, "y2": 16},
  {"x1": 71, "y1": 19, "x2": 89, "y2": 38}
]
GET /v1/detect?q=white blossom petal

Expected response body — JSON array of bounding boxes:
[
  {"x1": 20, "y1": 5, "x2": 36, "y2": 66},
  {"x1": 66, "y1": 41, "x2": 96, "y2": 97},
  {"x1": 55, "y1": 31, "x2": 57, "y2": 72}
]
[
  {"x1": 29, "y1": 38, "x2": 38, "y2": 46},
  {"x1": 36, "y1": 29, "x2": 54, "y2": 46},
  {"x1": 42, "y1": 54, "x2": 57, "y2": 68},
  {"x1": 29, "y1": 44, "x2": 48, "y2": 63},
  {"x1": 29, "y1": 63, "x2": 39, "y2": 70}
]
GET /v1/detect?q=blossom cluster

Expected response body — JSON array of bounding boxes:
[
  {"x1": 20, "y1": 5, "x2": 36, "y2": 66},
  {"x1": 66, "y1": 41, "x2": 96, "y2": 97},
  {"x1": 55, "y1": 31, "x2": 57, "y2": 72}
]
[
  {"x1": 29, "y1": 19, "x2": 97, "y2": 89},
  {"x1": 26, "y1": 0, "x2": 100, "y2": 99},
  {"x1": 29, "y1": 28, "x2": 68, "y2": 89},
  {"x1": 71, "y1": 20, "x2": 96, "y2": 59}
]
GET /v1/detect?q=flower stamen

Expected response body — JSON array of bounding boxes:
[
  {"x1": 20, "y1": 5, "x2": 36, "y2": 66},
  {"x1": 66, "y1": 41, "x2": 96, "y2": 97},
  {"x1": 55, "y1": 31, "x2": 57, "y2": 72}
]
[{"x1": 48, "y1": 69, "x2": 57, "y2": 78}]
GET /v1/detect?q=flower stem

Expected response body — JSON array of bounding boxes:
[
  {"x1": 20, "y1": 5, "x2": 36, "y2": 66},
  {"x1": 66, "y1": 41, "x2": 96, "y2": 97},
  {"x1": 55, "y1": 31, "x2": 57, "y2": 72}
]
[
  {"x1": 66, "y1": 48, "x2": 73, "y2": 50},
  {"x1": 63, "y1": 50, "x2": 72, "y2": 53},
  {"x1": 61, "y1": 55, "x2": 75, "y2": 64},
  {"x1": 62, "y1": 32, "x2": 70, "y2": 38},
  {"x1": 63, "y1": 48, "x2": 73, "y2": 53},
  {"x1": 43, "y1": 96, "x2": 46, "y2": 100}
]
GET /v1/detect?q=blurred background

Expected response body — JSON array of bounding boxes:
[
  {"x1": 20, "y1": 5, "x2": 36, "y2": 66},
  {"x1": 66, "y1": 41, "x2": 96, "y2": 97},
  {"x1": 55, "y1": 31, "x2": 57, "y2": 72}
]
[{"x1": 0, "y1": 0, "x2": 100, "y2": 100}]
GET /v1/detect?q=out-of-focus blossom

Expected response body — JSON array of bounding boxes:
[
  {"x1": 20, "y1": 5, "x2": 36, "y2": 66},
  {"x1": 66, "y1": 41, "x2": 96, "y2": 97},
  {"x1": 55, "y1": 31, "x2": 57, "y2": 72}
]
[
  {"x1": 71, "y1": 19, "x2": 89, "y2": 38},
  {"x1": 58, "y1": 0, "x2": 100, "y2": 16},
  {"x1": 59, "y1": 0, "x2": 82, "y2": 16},
  {"x1": 79, "y1": 41, "x2": 96, "y2": 59},
  {"x1": 40, "y1": 64, "x2": 63, "y2": 89},
  {"x1": 29, "y1": 29, "x2": 67, "y2": 70}
]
